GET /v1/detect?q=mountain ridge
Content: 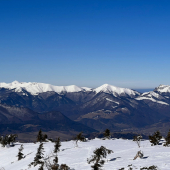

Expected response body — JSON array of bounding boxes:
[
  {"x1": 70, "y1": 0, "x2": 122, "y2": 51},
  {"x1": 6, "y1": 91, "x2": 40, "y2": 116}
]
[
  {"x1": 1, "y1": 81, "x2": 170, "y2": 135},
  {"x1": 0, "y1": 81, "x2": 140, "y2": 96}
]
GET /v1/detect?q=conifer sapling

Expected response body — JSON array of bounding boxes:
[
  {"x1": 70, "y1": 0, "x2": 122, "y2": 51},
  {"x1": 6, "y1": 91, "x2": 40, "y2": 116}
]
[
  {"x1": 103, "y1": 129, "x2": 111, "y2": 139},
  {"x1": 54, "y1": 137, "x2": 61, "y2": 153},
  {"x1": 17, "y1": 144, "x2": 24, "y2": 161},
  {"x1": 164, "y1": 129, "x2": 170, "y2": 146},
  {"x1": 149, "y1": 131, "x2": 162, "y2": 146},
  {"x1": 87, "y1": 146, "x2": 113, "y2": 170},
  {"x1": 37, "y1": 129, "x2": 43, "y2": 143},
  {"x1": 29, "y1": 143, "x2": 44, "y2": 167},
  {"x1": 75, "y1": 132, "x2": 86, "y2": 147}
]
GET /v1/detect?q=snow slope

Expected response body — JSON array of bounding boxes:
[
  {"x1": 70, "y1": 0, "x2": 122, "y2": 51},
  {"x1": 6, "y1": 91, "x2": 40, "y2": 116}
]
[
  {"x1": 135, "y1": 90, "x2": 169, "y2": 105},
  {"x1": 93, "y1": 84, "x2": 140, "y2": 97},
  {"x1": 154, "y1": 84, "x2": 170, "y2": 93},
  {"x1": 0, "y1": 138, "x2": 170, "y2": 170},
  {"x1": 136, "y1": 96, "x2": 169, "y2": 105}
]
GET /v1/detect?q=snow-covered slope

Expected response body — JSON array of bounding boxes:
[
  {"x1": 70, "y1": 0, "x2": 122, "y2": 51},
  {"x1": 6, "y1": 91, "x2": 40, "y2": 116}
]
[
  {"x1": 93, "y1": 84, "x2": 140, "y2": 97},
  {"x1": 136, "y1": 96, "x2": 169, "y2": 105},
  {"x1": 135, "y1": 90, "x2": 169, "y2": 105},
  {"x1": 0, "y1": 138, "x2": 170, "y2": 170},
  {"x1": 154, "y1": 84, "x2": 170, "y2": 93},
  {"x1": 0, "y1": 81, "x2": 87, "y2": 95}
]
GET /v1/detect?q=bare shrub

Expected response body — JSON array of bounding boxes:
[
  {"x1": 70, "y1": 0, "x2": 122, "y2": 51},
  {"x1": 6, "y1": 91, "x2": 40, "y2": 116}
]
[
  {"x1": 133, "y1": 135, "x2": 142, "y2": 148},
  {"x1": 133, "y1": 150, "x2": 143, "y2": 160}
]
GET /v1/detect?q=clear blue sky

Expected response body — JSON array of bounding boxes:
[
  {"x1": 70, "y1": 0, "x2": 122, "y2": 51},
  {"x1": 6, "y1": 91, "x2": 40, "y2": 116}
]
[{"x1": 0, "y1": 0, "x2": 170, "y2": 88}]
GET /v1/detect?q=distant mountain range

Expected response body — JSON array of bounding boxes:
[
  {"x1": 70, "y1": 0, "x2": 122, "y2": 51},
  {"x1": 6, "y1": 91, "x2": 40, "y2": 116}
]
[
  {"x1": 0, "y1": 81, "x2": 139, "y2": 95},
  {"x1": 0, "y1": 81, "x2": 170, "y2": 136}
]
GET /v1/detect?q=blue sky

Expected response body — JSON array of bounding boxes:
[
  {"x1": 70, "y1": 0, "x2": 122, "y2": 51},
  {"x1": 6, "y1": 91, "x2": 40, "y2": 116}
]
[{"x1": 0, "y1": 0, "x2": 170, "y2": 88}]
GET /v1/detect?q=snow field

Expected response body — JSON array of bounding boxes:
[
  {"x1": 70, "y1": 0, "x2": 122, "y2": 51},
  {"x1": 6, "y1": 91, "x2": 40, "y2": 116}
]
[{"x1": 0, "y1": 138, "x2": 170, "y2": 170}]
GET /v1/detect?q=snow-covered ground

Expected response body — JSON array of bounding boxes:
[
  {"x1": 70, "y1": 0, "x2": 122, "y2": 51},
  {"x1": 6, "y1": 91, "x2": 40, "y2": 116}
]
[{"x1": 0, "y1": 138, "x2": 170, "y2": 170}]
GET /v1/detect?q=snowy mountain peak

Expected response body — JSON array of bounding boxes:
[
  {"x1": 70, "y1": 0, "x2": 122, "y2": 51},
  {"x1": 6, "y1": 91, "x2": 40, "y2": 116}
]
[
  {"x1": 94, "y1": 84, "x2": 117, "y2": 93},
  {"x1": 11, "y1": 80, "x2": 20, "y2": 84},
  {"x1": 0, "y1": 81, "x2": 88, "y2": 95},
  {"x1": 154, "y1": 84, "x2": 170, "y2": 93},
  {"x1": 93, "y1": 84, "x2": 140, "y2": 97}
]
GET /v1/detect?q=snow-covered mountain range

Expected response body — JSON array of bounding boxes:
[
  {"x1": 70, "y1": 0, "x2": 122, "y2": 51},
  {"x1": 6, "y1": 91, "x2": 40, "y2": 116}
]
[
  {"x1": 0, "y1": 81, "x2": 86, "y2": 95},
  {"x1": 0, "y1": 81, "x2": 139, "y2": 97},
  {"x1": 0, "y1": 81, "x2": 170, "y2": 136}
]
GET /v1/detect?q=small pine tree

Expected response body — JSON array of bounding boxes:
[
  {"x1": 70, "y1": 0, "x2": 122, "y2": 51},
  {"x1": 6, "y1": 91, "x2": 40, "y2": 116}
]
[
  {"x1": 149, "y1": 131, "x2": 162, "y2": 146},
  {"x1": 75, "y1": 132, "x2": 86, "y2": 147},
  {"x1": 54, "y1": 138, "x2": 61, "y2": 153},
  {"x1": 103, "y1": 129, "x2": 111, "y2": 139},
  {"x1": 37, "y1": 129, "x2": 44, "y2": 143},
  {"x1": 164, "y1": 129, "x2": 170, "y2": 146},
  {"x1": 37, "y1": 130, "x2": 48, "y2": 142},
  {"x1": 30, "y1": 143, "x2": 44, "y2": 167},
  {"x1": 0, "y1": 134, "x2": 18, "y2": 147},
  {"x1": 43, "y1": 134, "x2": 48, "y2": 141},
  {"x1": 87, "y1": 146, "x2": 113, "y2": 170},
  {"x1": 0, "y1": 135, "x2": 8, "y2": 147},
  {"x1": 17, "y1": 144, "x2": 24, "y2": 161}
]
